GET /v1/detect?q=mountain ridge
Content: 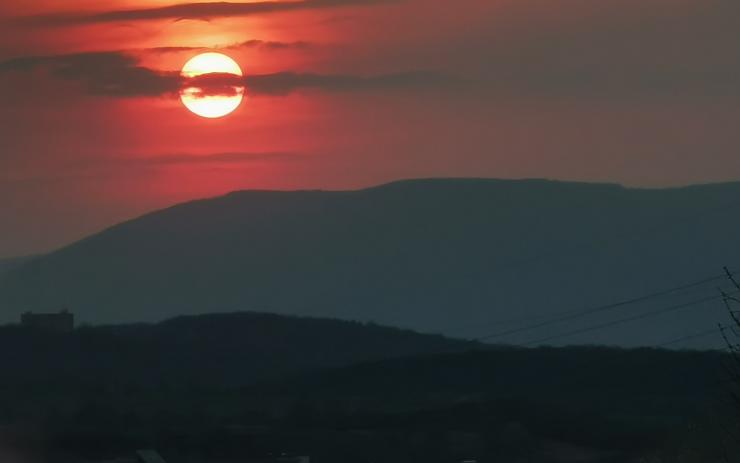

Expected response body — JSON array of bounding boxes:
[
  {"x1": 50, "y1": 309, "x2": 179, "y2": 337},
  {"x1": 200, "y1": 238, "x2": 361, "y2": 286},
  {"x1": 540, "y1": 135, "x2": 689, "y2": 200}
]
[
  {"x1": 15, "y1": 177, "x2": 740, "y2": 258},
  {"x1": 2, "y1": 177, "x2": 740, "y2": 347}
]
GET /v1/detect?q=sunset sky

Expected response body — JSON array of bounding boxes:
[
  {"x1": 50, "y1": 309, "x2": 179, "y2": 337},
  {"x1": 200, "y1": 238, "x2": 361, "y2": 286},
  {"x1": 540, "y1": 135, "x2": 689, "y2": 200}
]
[{"x1": 1, "y1": 0, "x2": 740, "y2": 257}]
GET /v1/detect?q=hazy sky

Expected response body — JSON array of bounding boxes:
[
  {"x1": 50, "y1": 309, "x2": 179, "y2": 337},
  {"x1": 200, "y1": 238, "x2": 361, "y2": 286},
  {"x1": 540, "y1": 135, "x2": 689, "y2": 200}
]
[{"x1": 1, "y1": 0, "x2": 740, "y2": 256}]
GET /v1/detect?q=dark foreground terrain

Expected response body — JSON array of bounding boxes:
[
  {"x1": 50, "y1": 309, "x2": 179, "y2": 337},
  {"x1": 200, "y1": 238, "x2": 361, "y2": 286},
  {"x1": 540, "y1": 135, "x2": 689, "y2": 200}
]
[{"x1": 0, "y1": 312, "x2": 736, "y2": 463}]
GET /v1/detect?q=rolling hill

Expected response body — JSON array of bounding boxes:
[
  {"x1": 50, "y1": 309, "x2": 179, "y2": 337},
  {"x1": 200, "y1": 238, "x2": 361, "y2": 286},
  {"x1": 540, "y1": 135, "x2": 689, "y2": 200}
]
[
  {"x1": 241, "y1": 347, "x2": 732, "y2": 463},
  {"x1": 2, "y1": 323, "x2": 730, "y2": 463},
  {"x1": 0, "y1": 311, "x2": 477, "y2": 388},
  {"x1": 2, "y1": 178, "x2": 740, "y2": 347}
]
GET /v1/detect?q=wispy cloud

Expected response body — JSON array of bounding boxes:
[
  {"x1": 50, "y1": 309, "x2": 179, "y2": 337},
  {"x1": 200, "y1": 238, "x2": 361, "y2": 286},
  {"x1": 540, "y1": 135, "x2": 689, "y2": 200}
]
[
  {"x1": 122, "y1": 152, "x2": 304, "y2": 166},
  {"x1": 144, "y1": 40, "x2": 314, "y2": 55},
  {"x1": 0, "y1": 51, "x2": 181, "y2": 97},
  {"x1": 1, "y1": 152, "x2": 304, "y2": 184},
  {"x1": 17, "y1": 0, "x2": 399, "y2": 27},
  {"x1": 244, "y1": 70, "x2": 456, "y2": 96},
  {"x1": 232, "y1": 39, "x2": 314, "y2": 51},
  {"x1": 0, "y1": 50, "x2": 454, "y2": 99}
]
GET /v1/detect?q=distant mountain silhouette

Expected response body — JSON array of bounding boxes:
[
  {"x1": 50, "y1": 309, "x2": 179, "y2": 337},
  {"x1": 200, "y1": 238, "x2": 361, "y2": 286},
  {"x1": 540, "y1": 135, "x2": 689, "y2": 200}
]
[
  {"x1": 2, "y1": 178, "x2": 740, "y2": 347},
  {"x1": 0, "y1": 256, "x2": 33, "y2": 278},
  {"x1": 0, "y1": 311, "x2": 476, "y2": 388}
]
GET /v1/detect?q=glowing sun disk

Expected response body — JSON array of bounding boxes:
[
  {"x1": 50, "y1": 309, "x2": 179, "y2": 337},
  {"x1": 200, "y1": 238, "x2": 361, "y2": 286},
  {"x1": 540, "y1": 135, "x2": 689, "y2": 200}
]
[{"x1": 180, "y1": 52, "x2": 244, "y2": 119}]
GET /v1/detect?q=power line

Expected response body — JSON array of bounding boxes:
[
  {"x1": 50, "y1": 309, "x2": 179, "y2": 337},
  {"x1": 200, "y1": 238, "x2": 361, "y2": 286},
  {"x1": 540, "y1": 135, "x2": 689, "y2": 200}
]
[
  {"x1": 463, "y1": 192, "x2": 740, "y2": 335},
  {"x1": 655, "y1": 325, "x2": 730, "y2": 348},
  {"x1": 521, "y1": 291, "x2": 739, "y2": 347},
  {"x1": 475, "y1": 273, "x2": 728, "y2": 342}
]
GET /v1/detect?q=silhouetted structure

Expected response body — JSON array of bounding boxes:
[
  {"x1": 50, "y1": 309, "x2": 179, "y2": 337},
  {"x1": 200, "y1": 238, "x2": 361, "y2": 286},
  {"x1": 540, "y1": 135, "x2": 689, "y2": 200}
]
[{"x1": 21, "y1": 310, "x2": 74, "y2": 333}]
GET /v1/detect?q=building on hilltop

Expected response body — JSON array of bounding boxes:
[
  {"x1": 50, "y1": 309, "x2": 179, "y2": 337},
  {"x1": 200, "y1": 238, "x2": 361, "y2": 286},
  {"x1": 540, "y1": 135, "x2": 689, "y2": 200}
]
[{"x1": 20, "y1": 309, "x2": 74, "y2": 333}]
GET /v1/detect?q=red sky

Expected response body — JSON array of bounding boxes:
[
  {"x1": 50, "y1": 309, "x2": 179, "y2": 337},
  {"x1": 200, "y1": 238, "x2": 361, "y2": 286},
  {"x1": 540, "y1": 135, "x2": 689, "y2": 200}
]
[{"x1": 1, "y1": 0, "x2": 740, "y2": 256}]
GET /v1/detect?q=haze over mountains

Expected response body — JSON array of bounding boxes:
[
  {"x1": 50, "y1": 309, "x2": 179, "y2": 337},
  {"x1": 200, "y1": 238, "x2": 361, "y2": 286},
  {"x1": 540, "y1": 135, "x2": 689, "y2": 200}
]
[
  {"x1": 0, "y1": 256, "x2": 32, "y2": 278},
  {"x1": 2, "y1": 178, "x2": 739, "y2": 347}
]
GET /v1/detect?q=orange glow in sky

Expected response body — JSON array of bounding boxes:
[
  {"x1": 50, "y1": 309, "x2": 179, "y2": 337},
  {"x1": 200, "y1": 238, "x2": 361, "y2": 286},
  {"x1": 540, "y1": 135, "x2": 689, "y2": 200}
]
[{"x1": 2, "y1": 0, "x2": 740, "y2": 256}]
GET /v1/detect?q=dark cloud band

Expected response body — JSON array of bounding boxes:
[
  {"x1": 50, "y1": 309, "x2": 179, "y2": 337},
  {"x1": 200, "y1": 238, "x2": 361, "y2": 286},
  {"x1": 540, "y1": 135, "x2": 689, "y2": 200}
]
[
  {"x1": 0, "y1": 51, "x2": 454, "y2": 99},
  {"x1": 145, "y1": 40, "x2": 314, "y2": 55}
]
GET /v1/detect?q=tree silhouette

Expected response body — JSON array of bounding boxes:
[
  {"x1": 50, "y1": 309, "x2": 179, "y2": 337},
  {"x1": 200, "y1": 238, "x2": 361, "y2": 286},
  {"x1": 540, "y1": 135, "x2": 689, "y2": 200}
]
[
  {"x1": 720, "y1": 267, "x2": 740, "y2": 361},
  {"x1": 719, "y1": 267, "x2": 740, "y2": 454}
]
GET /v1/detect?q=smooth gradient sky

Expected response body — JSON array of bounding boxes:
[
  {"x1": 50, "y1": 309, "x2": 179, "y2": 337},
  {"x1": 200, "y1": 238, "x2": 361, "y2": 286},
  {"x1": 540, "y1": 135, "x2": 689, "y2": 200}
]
[{"x1": 1, "y1": 0, "x2": 740, "y2": 257}]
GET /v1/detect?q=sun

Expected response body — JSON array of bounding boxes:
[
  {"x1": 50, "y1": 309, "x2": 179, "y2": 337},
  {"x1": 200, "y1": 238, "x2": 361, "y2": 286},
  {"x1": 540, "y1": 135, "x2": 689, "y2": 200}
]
[{"x1": 180, "y1": 52, "x2": 244, "y2": 119}]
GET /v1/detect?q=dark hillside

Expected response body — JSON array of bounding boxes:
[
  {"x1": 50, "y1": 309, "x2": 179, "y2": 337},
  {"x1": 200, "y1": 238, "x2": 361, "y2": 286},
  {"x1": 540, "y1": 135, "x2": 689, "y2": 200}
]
[
  {"x1": 0, "y1": 311, "x2": 476, "y2": 388},
  {"x1": 3, "y1": 179, "x2": 740, "y2": 347}
]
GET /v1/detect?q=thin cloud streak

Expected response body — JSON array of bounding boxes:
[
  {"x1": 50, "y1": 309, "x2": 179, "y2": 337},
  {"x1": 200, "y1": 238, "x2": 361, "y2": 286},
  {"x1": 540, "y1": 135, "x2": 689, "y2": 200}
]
[
  {"x1": 145, "y1": 40, "x2": 315, "y2": 55},
  {"x1": 123, "y1": 152, "x2": 305, "y2": 166},
  {"x1": 0, "y1": 51, "x2": 182, "y2": 97},
  {"x1": 0, "y1": 51, "x2": 454, "y2": 99},
  {"x1": 16, "y1": 0, "x2": 399, "y2": 27},
  {"x1": 3, "y1": 42, "x2": 736, "y2": 102},
  {"x1": 1, "y1": 152, "x2": 304, "y2": 183}
]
